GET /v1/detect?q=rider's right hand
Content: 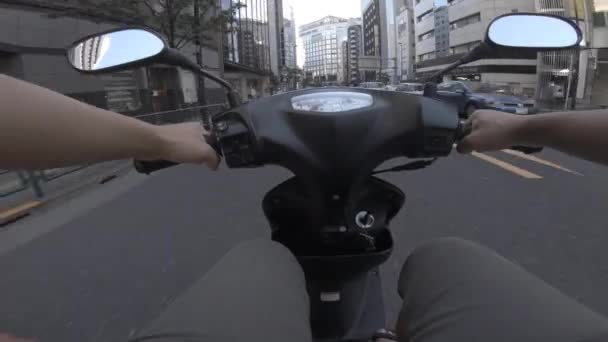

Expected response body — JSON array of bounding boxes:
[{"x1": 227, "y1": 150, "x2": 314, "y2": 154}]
[{"x1": 457, "y1": 110, "x2": 528, "y2": 154}]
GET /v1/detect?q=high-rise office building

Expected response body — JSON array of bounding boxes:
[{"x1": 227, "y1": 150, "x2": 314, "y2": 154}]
[
  {"x1": 346, "y1": 23, "x2": 364, "y2": 85},
  {"x1": 361, "y1": 0, "x2": 399, "y2": 83},
  {"x1": 339, "y1": 40, "x2": 349, "y2": 84},
  {"x1": 396, "y1": 0, "x2": 415, "y2": 80},
  {"x1": 300, "y1": 16, "x2": 350, "y2": 82},
  {"x1": 280, "y1": 0, "x2": 297, "y2": 69},
  {"x1": 362, "y1": 0, "x2": 381, "y2": 56},
  {"x1": 434, "y1": 5, "x2": 449, "y2": 58},
  {"x1": 222, "y1": 0, "x2": 278, "y2": 97},
  {"x1": 283, "y1": 15, "x2": 298, "y2": 68}
]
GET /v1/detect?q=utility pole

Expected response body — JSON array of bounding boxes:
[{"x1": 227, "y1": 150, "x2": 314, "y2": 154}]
[{"x1": 194, "y1": 0, "x2": 207, "y2": 105}]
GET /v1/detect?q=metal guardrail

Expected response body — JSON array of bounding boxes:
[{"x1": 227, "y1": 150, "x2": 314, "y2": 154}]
[
  {"x1": 0, "y1": 103, "x2": 227, "y2": 201},
  {"x1": 0, "y1": 171, "x2": 31, "y2": 198},
  {"x1": 39, "y1": 166, "x2": 89, "y2": 182},
  {"x1": 134, "y1": 103, "x2": 226, "y2": 125}
]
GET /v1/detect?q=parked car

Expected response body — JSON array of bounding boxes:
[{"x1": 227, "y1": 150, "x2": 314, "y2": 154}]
[
  {"x1": 434, "y1": 81, "x2": 537, "y2": 118},
  {"x1": 385, "y1": 85, "x2": 398, "y2": 91},
  {"x1": 359, "y1": 82, "x2": 386, "y2": 90}
]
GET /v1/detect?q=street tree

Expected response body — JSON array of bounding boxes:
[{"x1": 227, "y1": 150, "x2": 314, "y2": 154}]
[
  {"x1": 377, "y1": 72, "x2": 390, "y2": 85},
  {"x1": 65, "y1": 0, "x2": 243, "y2": 49}
]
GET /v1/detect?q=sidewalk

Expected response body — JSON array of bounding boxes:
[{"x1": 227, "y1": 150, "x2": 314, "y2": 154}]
[{"x1": 0, "y1": 161, "x2": 132, "y2": 225}]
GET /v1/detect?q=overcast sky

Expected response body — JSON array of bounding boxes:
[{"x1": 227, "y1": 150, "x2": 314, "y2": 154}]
[{"x1": 291, "y1": 0, "x2": 361, "y2": 67}]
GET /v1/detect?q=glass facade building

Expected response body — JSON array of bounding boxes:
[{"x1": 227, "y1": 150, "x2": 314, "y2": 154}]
[
  {"x1": 222, "y1": 0, "x2": 272, "y2": 73},
  {"x1": 300, "y1": 16, "x2": 350, "y2": 81}
]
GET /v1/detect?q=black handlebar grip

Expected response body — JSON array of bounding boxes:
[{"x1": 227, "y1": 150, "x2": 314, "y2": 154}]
[
  {"x1": 133, "y1": 160, "x2": 179, "y2": 174},
  {"x1": 134, "y1": 133, "x2": 222, "y2": 175}
]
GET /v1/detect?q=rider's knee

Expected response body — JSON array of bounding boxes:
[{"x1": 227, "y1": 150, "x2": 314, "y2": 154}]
[
  {"x1": 398, "y1": 237, "x2": 484, "y2": 295},
  {"x1": 224, "y1": 238, "x2": 303, "y2": 276},
  {"x1": 408, "y1": 237, "x2": 482, "y2": 264}
]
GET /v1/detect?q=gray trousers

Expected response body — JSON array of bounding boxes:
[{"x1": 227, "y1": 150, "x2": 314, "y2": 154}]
[{"x1": 136, "y1": 238, "x2": 608, "y2": 342}]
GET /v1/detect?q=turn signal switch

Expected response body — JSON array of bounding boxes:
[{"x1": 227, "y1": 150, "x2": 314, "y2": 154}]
[{"x1": 214, "y1": 116, "x2": 257, "y2": 168}]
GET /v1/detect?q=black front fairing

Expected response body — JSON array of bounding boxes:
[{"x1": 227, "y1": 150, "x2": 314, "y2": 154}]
[
  {"x1": 212, "y1": 86, "x2": 458, "y2": 260},
  {"x1": 214, "y1": 87, "x2": 458, "y2": 191},
  {"x1": 213, "y1": 87, "x2": 458, "y2": 239}
]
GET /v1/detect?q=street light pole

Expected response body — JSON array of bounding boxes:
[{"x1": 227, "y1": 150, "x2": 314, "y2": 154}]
[
  {"x1": 398, "y1": 42, "x2": 403, "y2": 81},
  {"x1": 193, "y1": 0, "x2": 207, "y2": 105}
]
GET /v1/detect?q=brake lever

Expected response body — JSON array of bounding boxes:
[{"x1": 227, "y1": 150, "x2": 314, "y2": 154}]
[
  {"x1": 204, "y1": 131, "x2": 222, "y2": 157},
  {"x1": 511, "y1": 146, "x2": 543, "y2": 154},
  {"x1": 456, "y1": 119, "x2": 471, "y2": 141}
]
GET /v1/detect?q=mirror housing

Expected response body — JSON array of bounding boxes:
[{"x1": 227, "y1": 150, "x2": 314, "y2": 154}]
[
  {"x1": 67, "y1": 28, "x2": 165, "y2": 73},
  {"x1": 66, "y1": 27, "x2": 241, "y2": 107},
  {"x1": 486, "y1": 13, "x2": 583, "y2": 50}
]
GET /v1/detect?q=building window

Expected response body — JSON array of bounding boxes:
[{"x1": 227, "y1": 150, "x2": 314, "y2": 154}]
[
  {"x1": 450, "y1": 12, "x2": 481, "y2": 31},
  {"x1": 450, "y1": 40, "x2": 480, "y2": 55},
  {"x1": 594, "y1": 11, "x2": 608, "y2": 27},
  {"x1": 447, "y1": 0, "x2": 466, "y2": 5},
  {"x1": 417, "y1": 9, "x2": 433, "y2": 22},
  {"x1": 418, "y1": 52, "x2": 436, "y2": 62},
  {"x1": 418, "y1": 30, "x2": 434, "y2": 42}
]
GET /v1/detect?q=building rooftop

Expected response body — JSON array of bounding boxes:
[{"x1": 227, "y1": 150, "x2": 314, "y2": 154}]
[{"x1": 299, "y1": 16, "x2": 348, "y2": 33}]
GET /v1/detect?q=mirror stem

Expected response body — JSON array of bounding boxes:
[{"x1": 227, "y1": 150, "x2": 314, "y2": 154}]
[
  {"x1": 425, "y1": 42, "x2": 493, "y2": 84},
  {"x1": 161, "y1": 48, "x2": 241, "y2": 108}
]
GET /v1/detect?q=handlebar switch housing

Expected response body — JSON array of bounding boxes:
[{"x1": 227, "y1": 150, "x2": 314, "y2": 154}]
[
  {"x1": 214, "y1": 113, "x2": 257, "y2": 168},
  {"x1": 422, "y1": 128, "x2": 456, "y2": 157},
  {"x1": 408, "y1": 99, "x2": 460, "y2": 158}
]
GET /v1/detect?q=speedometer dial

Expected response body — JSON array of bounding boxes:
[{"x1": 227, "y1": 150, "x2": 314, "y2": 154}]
[{"x1": 291, "y1": 92, "x2": 373, "y2": 113}]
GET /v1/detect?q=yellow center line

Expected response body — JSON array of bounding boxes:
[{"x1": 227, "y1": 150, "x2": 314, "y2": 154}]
[
  {"x1": 472, "y1": 152, "x2": 543, "y2": 179},
  {"x1": 502, "y1": 149, "x2": 583, "y2": 176}
]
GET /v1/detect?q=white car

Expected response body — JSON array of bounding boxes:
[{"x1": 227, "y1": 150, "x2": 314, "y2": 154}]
[
  {"x1": 394, "y1": 83, "x2": 424, "y2": 95},
  {"x1": 359, "y1": 82, "x2": 386, "y2": 90}
]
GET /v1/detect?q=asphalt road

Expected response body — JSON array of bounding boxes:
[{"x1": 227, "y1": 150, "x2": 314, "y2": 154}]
[{"x1": 1, "y1": 149, "x2": 608, "y2": 341}]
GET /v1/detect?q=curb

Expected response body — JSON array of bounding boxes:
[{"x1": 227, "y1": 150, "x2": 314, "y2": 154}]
[{"x1": 0, "y1": 201, "x2": 42, "y2": 226}]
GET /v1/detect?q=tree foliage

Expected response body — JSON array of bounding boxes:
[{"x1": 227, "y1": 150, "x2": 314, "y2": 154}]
[
  {"x1": 69, "y1": 0, "x2": 244, "y2": 49},
  {"x1": 377, "y1": 72, "x2": 390, "y2": 84}
]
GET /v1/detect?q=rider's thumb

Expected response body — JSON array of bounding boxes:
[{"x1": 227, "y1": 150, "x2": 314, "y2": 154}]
[{"x1": 457, "y1": 134, "x2": 477, "y2": 154}]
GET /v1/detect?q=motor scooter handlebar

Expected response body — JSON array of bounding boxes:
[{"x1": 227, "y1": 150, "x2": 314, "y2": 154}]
[{"x1": 134, "y1": 133, "x2": 221, "y2": 175}]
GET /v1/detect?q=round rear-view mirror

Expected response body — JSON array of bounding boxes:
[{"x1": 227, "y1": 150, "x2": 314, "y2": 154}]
[
  {"x1": 67, "y1": 29, "x2": 166, "y2": 72},
  {"x1": 487, "y1": 14, "x2": 582, "y2": 50}
]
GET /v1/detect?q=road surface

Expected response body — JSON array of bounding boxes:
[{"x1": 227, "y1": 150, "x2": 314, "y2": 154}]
[{"x1": 1, "y1": 149, "x2": 607, "y2": 341}]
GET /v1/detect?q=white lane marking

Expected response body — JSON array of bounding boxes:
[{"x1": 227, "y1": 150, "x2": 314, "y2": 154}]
[
  {"x1": 472, "y1": 152, "x2": 543, "y2": 179},
  {"x1": 502, "y1": 149, "x2": 583, "y2": 176}
]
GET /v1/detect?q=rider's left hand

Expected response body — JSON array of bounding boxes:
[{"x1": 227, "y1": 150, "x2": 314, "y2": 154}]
[{"x1": 154, "y1": 122, "x2": 220, "y2": 170}]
